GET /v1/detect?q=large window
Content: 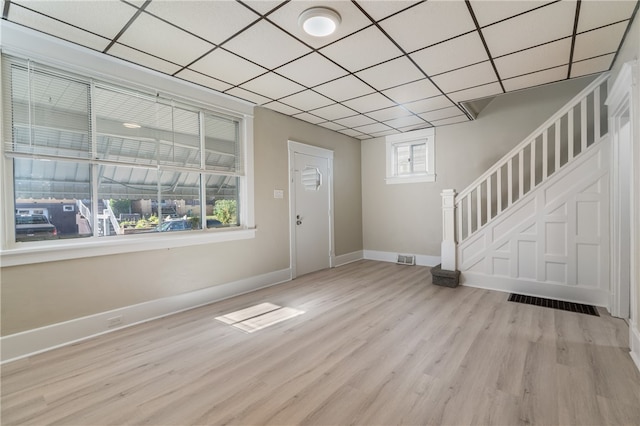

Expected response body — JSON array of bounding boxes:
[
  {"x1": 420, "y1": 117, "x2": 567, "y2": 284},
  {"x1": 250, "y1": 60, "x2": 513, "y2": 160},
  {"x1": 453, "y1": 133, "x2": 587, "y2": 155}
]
[
  {"x1": 385, "y1": 128, "x2": 435, "y2": 184},
  {"x1": 2, "y1": 56, "x2": 246, "y2": 247}
]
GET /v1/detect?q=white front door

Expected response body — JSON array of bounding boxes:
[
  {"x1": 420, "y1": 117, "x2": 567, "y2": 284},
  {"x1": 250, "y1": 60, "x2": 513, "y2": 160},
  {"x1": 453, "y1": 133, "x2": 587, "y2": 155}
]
[{"x1": 289, "y1": 142, "x2": 333, "y2": 277}]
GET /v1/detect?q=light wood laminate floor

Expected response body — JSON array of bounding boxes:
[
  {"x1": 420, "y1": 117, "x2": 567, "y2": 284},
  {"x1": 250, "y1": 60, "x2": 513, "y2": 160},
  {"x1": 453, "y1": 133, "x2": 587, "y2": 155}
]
[{"x1": 2, "y1": 260, "x2": 640, "y2": 425}]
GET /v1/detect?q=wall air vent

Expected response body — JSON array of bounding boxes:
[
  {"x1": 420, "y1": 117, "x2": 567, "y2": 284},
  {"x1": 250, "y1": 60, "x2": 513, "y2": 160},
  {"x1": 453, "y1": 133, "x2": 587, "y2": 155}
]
[{"x1": 397, "y1": 254, "x2": 415, "y2": 265}]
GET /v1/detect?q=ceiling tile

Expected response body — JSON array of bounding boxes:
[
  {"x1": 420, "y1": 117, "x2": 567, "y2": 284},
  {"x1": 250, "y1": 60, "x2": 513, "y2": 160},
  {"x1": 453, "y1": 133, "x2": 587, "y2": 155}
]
[
  {"x1": 279, "y1": 90, "x2": 334, "y2": 111},
  {"x1": 241, "y1": 1, "x2": 285, "y2": 15},
  {"x1": 419, "y1": 106, "x2": 465, "y2": 122},
  {"x1": 334, "y1": 114, "x2": 376, "y2": 129},
  {"x1": 431, "y1": 115, "x2": 470, "y2": 126},
  {"x1": 448, "y1": 82, "x2": 503, "y2": 103},
  {"x1": 495, "y1": 38, "x2": 571, "y2": 79},
  {"x1": 263, "y1": 101, "x2": 302, "y2": 116},
  {"x1": 570, "y1": 54, "x2": 615, "y2": 78},
  {"x1": 432, "y1": 61, "x2": 497, "y2": 93},
  {"x1": 371, "y1": 128, "x2": 408, "y2": 138},
  {"x1": 502, "y1": 65, "x2": 569, "y2": 92},
  {"x1": 319, "y1": 26, "x2": 403, "y2": 72},
  {"x1": 577, "y1": 1, "x2": 637, "y2": 32},
  {"x1": 7, "y1": 4, "x2": 111, "y2": 52},
  {"x1": 267, "y1": 1, "x2": 372, "y2": 49},
  {"x1": 275, "y1": 53, "x2": 347, "y2": 88},
  {"x1": 108, "y1": 43, "x2": 182, "y2": 75},
  {"x1": 384, "y1": 115, "x2": 425, "y2": 129},
  {"x1": 222, "y1": 20, "x2": 311, "y2": 69},
  {"x1": 382, "y1": 79, "x2": 441, "y2": 104},
  {"x1": 293, "y1": 112, "x2": 328, "y2": 125},
  {"x1": 380, "y1": 0, "x2": 476, "y2": 53},
  {"x1": 339, "y1": 128, "x2": 366, "y2": 138},
  {"x1": 313, "y1": 76, "x2": 373, "y2": 102},
  {"x1": 573, "y1": 21, "x2": 628, "y2": 62},
  {"x1": 318, "y1": 121, "x2": 347, "y2": 131},
  {"x1": 190, "y1": 48, "x2": 267, "y2": 86},
  {"x1": 118, "y1": 12, "x2": 214, "y2": 66},
  {"x1": 342, "y1": 93, "x2": 396, "y2": 113},
  {"x1": 355, "y1": 57, "x2": 424, "y2": 91},
  {"x1": 353, "y1": 122, "x2": 394, "y2": 134},
  {"x1": 175, "y1": 69, "x2": 233, "y2": 92},
  {"x1": 12, "y1": 0, "x2": 138, "y2": 39},
  {"x1": 396, "y1": 124, "x2": 433, "y2": 133},
  {"x1": 357, "y1": 1, "x2": 421, "y2": 21},
  {"x1": 309, "y1": 103, "x2": 358, "y2": 121},
  {"x1": 470, "y1": 0, "x2": 553, "y2": 27},
  {"x1": 144, "y1": 1, "x2": 259, "y2": 45},
  {"x1": 482, "y1": 1, "x2": 577, "y2": 57},
  {"x1": 403, "y1": 96, "x2": 456, "y2": 114},
  {"x1": 366, "y1": 106, "x2": 413, "y2": 122},
  {"x1": 240, "y1": 72, "x2": 305, "y2": 99},
  {"x1": 410, "y1": 32, "x2": 489, "y2": 77},
  {"x1": 225, "y1": 87, "x2": 272, "y2": 105}
]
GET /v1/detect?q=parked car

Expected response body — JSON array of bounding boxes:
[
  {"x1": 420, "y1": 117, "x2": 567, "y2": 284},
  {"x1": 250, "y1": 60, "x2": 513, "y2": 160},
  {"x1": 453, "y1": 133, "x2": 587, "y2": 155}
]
[
  {"x1": 155, "y1": 218, "x2": 193, "y2": 232},
  {"x1": 206, "y1": 218, "x2": 222, "y2": 228},
  {"x1": 15, "y1": 214, "x2": 57, "y2": 241}
]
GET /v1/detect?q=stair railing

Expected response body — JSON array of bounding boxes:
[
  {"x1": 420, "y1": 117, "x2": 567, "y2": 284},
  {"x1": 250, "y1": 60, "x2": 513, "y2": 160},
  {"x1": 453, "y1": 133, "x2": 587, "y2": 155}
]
[{"x1": 441, "y1": 73, "x2": 609, "y2": 271}]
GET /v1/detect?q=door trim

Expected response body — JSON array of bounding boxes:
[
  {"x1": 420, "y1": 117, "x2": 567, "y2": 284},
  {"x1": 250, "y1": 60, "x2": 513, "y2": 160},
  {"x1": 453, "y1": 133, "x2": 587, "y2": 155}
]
[
  {"x1": 606, "y1": 61, "x2": 638, "y2": 320},
  {"x1": 288, "y1": 140, "x2": 335, "y2": 279}
]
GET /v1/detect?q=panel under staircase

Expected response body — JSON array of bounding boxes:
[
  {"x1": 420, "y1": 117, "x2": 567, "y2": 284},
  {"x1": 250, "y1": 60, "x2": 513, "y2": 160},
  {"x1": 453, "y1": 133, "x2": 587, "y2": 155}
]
[{"x1": 443, "y1": 73, "x2": 611, "y2": 306}]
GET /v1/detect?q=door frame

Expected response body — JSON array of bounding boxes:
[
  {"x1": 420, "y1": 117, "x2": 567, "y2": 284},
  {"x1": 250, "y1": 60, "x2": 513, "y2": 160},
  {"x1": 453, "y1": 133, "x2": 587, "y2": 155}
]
[
  {"x1": 607, "y1": 61, "x2": 638, "y2": 321},
  {"x1": 288, "y1": 140, "x2": 335, "y2": 279}
]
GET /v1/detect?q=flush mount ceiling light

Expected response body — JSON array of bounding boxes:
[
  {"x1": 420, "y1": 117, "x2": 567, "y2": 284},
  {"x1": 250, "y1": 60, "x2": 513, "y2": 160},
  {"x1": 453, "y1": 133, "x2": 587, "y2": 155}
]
[
  {"x1": 123, "y1": 122, "x2": 141, "y2": 129},
  {"x1": 299, "y1": 7, "x2": 341, "y2": 37}
]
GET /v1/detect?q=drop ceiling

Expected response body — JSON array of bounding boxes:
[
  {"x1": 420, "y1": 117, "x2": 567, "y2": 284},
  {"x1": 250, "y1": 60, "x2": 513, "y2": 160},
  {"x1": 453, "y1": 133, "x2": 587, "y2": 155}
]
[{"x1": 2, "y1": 0, "x2": 638, "y2": 140}]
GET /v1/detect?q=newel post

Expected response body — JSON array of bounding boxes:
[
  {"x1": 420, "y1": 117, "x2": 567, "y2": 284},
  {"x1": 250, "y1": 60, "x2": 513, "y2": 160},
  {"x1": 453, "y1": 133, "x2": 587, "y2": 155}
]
[{"x1": 441, "y1": 189, "x2": 457, "y2": 271}]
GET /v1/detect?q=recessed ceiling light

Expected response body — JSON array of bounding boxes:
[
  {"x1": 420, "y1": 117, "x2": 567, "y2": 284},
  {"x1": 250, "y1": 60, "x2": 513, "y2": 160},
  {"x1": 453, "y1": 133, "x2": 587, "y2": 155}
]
[
  {"x1": 299, "y1": 7, "x2": 341, "y2": 37},
  {"x1": 123, "y1": 122, "x2": 141, "y2": 129}
]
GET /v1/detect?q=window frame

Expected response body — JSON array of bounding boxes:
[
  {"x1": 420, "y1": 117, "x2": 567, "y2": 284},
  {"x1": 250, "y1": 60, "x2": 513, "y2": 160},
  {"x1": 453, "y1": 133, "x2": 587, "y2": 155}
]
[
  {"x1": 385, "y1": 128, "x2": 435, "y2": 184},
  {"x1": 0, "y1": 23, "x2": 255, "y2": 267}
]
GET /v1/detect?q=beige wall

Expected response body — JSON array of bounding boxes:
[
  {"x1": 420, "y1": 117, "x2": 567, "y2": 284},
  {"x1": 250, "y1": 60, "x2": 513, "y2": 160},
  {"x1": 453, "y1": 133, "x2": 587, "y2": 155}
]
[
  {"x1": 362, "y1": 76, "x2": 597, "y2": 256},
  {"x1": 609, "y1": 12, "x2": 640, "y2": 330},
  {"x1": 0, "y1": 107, "x2": 362, "y2": 335}
]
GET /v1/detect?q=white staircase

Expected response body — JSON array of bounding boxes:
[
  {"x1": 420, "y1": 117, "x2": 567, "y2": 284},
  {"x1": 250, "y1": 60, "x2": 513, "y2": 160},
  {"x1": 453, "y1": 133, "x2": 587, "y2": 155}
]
[{"x1": 441, "y1": 73, "x2": 611, "y2": 306}]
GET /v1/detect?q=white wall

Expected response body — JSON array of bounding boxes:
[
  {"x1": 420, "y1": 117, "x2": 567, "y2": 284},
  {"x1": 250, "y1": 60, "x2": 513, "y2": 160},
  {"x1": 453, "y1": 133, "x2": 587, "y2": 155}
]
[{"x1": 362, "y1": 76, "x2": 597, "y2": 257}]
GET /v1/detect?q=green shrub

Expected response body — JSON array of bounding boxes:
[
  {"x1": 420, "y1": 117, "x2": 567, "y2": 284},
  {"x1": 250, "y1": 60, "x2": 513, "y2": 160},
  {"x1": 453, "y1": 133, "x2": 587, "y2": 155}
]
[{"x1": 214, "y1": 199, "x2": 237, "y2": 224}]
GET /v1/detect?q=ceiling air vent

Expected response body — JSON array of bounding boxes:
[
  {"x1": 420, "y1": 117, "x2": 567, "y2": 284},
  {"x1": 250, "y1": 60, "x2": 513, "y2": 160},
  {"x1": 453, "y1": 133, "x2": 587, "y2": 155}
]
[{"x1": 397, "y1": 254, "x2": 415, "y2": 265}]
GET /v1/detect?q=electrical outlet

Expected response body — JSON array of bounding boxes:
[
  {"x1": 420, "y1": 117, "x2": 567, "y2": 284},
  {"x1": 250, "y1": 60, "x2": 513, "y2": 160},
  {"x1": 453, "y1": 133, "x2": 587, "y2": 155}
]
[
  {"x1": 274, "y1": 189, "x2": 284, "y2": 199},
  {"x1": 107, "y1": 315, "x2": 123, "y2": 328}
]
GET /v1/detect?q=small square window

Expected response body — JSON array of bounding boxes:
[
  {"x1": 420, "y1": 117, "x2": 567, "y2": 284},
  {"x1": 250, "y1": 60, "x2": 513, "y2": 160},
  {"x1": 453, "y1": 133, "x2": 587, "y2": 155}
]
[{"x1": 386, "y1": 128, "x2": 435, "y2": 184}]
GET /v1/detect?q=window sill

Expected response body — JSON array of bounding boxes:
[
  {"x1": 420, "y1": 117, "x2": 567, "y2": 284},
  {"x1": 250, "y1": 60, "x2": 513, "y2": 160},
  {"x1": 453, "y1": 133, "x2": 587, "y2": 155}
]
[
  {"x1": 0, "y1": 228, "x2": 256, "y2": 267},
  {"x1": 385, "y1": 174, "x2": 436, "y2": 185}
]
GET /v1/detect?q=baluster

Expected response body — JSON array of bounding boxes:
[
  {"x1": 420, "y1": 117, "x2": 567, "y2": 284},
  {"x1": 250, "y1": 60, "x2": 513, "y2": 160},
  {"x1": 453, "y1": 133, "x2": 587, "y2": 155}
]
[
  {"x1": 568, "y1": 108, "x2": 574, "y2": 160},
  {"x1": 486, "y1": 175, "x2": 492, "y2": 221},
  {"x1": 542, "y1": 129, "x2": 548, "y2": 180},
  {"x1": 594, "y1": 86, "x2": 600, "y2": 141},
  {"x1": 467, "y1": 194, "x2": 472, "y2": 235},
  {"x1": 530, "y1": 139, "x2": 536, "y2": 191},
  {"x1": 497, "y1": 167, "x2": 502, "y2": 214},
  {"x1": 477, "y1": 185, "x2": 482, "y2": 229},
  {"x1": 581, "y1": 97, "x2": 587, "y2": 151},
  {"x1": 555, "y1": 118, "x2": 561, "y2": 172},
  {"x1": 518, "y1": 150, "x2": 524, "y2": 199},
  {"x1": 456, "y1": 199, "x2": 463, "y2": 241},
  {"x1": 507, "y1": 157, "x2": 513, "y2": 207}
]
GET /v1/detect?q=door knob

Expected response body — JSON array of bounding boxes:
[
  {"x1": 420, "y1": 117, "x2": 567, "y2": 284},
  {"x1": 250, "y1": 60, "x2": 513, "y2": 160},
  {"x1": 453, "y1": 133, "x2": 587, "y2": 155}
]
[{"x1": 296, "y1": 220, "x2": 302, "y2": 225}]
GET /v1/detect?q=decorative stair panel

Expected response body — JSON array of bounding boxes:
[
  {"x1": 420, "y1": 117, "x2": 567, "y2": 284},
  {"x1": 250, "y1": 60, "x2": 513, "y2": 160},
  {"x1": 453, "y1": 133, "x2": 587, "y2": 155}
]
[
  {"x1": 441, "y1": 73, "x2": 611, "y2": 306},
  {"x1": 458, "y1": 136, "x2": 610, "y2": 306}
]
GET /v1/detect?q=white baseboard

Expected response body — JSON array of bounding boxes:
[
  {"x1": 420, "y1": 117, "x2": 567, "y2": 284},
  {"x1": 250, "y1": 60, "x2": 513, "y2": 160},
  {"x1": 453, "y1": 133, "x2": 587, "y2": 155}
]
[
  {"x1": 334, "y1": 251, "x2": 363, "y2": 267},
  {"x1": 1, "y1": 268, "x2": 292, "y2": 364},
  {"x1": 631, "y1": 322, "x2": 640, "y2": 373},
  {"x1": 363, "y1": 250, "x2": 441, "y2": 267},
  {"x1": 461, "y1": 271, "x2": 610, "y2": 307}
]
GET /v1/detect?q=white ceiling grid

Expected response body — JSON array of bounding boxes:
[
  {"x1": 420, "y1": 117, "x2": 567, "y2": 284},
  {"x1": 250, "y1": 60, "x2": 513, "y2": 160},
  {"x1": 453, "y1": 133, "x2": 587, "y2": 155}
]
[{"x1": 3, "y1": 0, "x2": 638, "y2": 140}]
